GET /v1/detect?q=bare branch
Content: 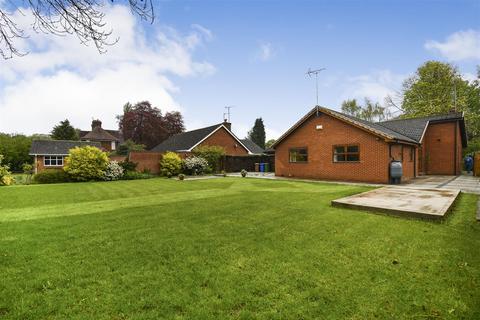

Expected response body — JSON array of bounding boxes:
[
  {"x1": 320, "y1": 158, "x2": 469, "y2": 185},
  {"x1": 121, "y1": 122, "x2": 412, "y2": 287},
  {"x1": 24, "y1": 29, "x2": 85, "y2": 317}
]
[{"x1": 0, "y1": 0, "x2": 154, "y2": 59}]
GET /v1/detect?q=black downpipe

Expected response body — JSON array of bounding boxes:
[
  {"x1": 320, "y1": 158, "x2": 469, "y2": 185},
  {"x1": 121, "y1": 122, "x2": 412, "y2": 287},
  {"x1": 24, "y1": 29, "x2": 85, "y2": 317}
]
[{"x1": 454, "y1": 121, "x2": 458, "y2": 175}]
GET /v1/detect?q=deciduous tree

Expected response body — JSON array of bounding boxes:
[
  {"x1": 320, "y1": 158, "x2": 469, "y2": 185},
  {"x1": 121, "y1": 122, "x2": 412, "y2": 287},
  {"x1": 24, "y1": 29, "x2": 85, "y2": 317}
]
[{"x1": 117, "y1": 101, "x2": 185, "y2": 149}]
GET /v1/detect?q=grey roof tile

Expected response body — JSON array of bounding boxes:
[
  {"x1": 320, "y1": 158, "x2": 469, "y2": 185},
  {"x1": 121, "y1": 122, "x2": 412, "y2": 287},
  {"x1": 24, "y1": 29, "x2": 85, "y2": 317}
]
[
  {"x1": 30, "y1": 140, "x2": 102, "y2": 155},
  {"x1": 241, "y1": 139, "x2": 264, "y2": 154}
]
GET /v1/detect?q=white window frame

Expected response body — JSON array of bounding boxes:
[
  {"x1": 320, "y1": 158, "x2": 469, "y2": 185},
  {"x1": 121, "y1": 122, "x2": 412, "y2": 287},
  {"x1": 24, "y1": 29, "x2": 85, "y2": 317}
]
[{"x1": 44, "y1": 155, "x2": 64, "y2": 167}]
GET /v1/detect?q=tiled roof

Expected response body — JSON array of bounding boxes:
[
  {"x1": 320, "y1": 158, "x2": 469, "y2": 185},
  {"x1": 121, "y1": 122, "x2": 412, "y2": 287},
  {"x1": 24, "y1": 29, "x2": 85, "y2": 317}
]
[
  {"x1": 241, "y1": 139, "x2": 264, "y2": 154},
  {"x1": 272, "y1": 106, "x2": 466, "y2": 148},
  {"x1": 151, "y1": 124, "x2": 225, "y2": 152},
  {"x1": 324, "y1": 108, "x2": 418, "y2": 143},
  {"x1": 30, "y1": 140, "x2": 102, "y2": 155},
  {"x1": 151, "y1": 123, "x2": 254, "y2": 153},
  {"x1": 80, "y1": 129, "x2": 124, "y2": 142},
  {"x1": 377, "y1": 112, "x2": 464, "y2": 142},
  {"x1": 81, "y1": 127, "x2": 119, "y2": 141}
]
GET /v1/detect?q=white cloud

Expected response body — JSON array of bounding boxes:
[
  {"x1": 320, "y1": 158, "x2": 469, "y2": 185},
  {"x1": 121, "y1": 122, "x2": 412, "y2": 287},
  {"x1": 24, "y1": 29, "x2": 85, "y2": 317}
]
[
  {"x1": 340, "y1": 70, "x2": 405, "y2": 104},
  {"x1": 0, "y1": 5, "x2": 215, "y2": 134},
  {"x1": 254, "y1": 42, "x2": 274, "y2": 62},
  {"x1": 425, "y1": 29, "x2": 480, "y2": 61}
]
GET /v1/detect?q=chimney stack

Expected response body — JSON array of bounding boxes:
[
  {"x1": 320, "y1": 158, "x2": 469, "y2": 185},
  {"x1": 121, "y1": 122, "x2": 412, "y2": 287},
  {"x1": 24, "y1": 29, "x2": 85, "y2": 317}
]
[
  {"x1": 91, "y1": 119, "x2": 102, "y2": 130},
  {"x1": 223, "y1": 120, "x2": 232, "y2": 131}
]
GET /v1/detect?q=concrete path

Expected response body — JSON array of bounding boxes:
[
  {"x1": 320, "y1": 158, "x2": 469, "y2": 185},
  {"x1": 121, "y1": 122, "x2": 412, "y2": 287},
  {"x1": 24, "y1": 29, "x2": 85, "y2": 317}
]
[{"x1": 406, "y1": 174, "x2": 480, "y2": 194}]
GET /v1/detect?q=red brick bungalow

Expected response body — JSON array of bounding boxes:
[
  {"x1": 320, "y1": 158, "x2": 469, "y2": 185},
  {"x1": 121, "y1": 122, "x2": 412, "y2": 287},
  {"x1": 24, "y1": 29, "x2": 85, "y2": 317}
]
[
  {"x1": 130, "y1": 121, "x2": 263, "y2": 173},
  {"x1": 29, "y1": 140, "x2": 102, "y2": 174},
  {"x1": 272, "y1": 106, "x2": 467, "y2": 184}
]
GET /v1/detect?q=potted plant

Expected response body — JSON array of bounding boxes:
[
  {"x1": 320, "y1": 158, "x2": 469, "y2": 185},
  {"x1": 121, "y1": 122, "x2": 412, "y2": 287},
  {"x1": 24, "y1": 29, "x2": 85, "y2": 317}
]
[
  {"x1": 241, "y1": 169, "x2": 247, "y2": 178},
  {"x1": 178, "y1": 173, "x2": 185, "y2": 181}
]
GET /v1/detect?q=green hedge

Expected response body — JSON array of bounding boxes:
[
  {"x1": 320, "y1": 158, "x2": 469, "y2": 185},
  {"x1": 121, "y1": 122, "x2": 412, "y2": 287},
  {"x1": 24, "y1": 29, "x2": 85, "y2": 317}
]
[{"x1": 33, "y1": 171, "x2": 72, "y2": 184}]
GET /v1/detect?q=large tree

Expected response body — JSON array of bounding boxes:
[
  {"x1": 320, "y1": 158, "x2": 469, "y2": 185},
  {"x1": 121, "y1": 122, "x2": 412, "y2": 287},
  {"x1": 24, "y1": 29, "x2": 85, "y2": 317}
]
[
  {"x1": 248, "y1": 118, "x2": 266, "y2": 149},
  {"x1": 398, "y1": 61, "x2": 480, "y2": 138},
  {"x1": 0, "y1": 0, "x2": 154, "y2": 59},
  {"x1": 341, "y1": 98, "x2": 388, "y2": 122},
  {"x1": 0, "y1": 133, "x2": 33, "y2": 172},
  {"x1": 51, "y1": 119, "x2": 79, "y2": 140},
  {"x1": 117, "y1": 101, "x2": 185, "y2": 149}
]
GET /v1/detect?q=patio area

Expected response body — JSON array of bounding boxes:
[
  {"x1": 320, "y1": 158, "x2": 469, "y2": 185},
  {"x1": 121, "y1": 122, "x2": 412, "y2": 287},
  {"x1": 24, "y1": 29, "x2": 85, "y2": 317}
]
[
  {"x1": 406, "y1": 174, "x2": 480, "y2": 194},
  {"x1": 332, "y1": 187, "x2": 460, "y2": 220}
]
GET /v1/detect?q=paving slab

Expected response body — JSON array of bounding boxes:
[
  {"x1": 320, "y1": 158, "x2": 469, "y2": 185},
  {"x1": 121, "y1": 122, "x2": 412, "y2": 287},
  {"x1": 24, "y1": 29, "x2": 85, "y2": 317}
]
[{"x1": 332, "y1": 187, "x2": 460, "y2": 220}]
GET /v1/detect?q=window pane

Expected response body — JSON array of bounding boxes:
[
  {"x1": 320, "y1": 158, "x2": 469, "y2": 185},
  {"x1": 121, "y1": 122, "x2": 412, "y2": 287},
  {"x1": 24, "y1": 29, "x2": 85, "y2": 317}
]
[
  {"x1": 334, "y1": 146, "x2": 345, "y2": 154},
  {"x1": 58, "y1": 157, "x2": 63, "y2": 166},
  {"x1": 347, "y1": 145, "x2": 359, "y2": 153},
  {"x1": 347, "y1": 154, "x2": 359, "y2": 161},
  {"x1": 289, "y1": 151, "x2": 297, "y2": 162},
  {"x1": 334, "y1": 154, "x2": 346, "y2": 162},
  {"x1": 45, "y1": 158, "x2": 51, "y2": 165}
]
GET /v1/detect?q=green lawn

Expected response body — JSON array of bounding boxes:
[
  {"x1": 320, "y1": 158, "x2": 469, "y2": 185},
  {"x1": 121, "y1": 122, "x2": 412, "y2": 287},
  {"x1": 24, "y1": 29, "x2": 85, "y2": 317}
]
[{"x1": 0, "y1": 178, "x2": 479, "y2": 319}]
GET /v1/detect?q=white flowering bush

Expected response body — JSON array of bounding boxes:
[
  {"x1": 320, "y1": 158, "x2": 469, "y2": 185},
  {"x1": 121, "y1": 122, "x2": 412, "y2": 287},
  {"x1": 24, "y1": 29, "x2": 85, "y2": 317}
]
[
  {"x1": 104, "y1": 161, "x2": 124, "y2": 181},
  {"x1": 183, "y1": 156, "x2": 209, "y2": 175}
]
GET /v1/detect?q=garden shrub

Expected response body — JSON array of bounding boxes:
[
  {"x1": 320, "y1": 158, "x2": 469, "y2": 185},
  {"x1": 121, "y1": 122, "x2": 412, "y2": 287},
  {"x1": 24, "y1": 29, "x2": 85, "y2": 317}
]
[
  {"x1": 160, "y1": 152, "x2": 182, "y2": 177},
  {"x1": 121, "y1": 171, "x2": 153, "y2": 180},
  {"x1": 34, "y1": 170, "x2": 71, "y2": 184},
  {"x1": 119, "y1": 160, "x2": 138, "y2": 172},
  {"x1": 178, "y1": 173, "x2": 185, "y2": 181},
  {"x1": 104, "y1": 161, "x2": 124, "y2": 181},
  {"x1": 22, "y1": 163, "x2": 34, "y2": 184},
  {"x1": 183, "y1": 156, "x2": 209, "y2": 175},
  {"x1": 192, "y1": 145, "x2": 225, "y2": 172},
  {"x1": 64, "y1": 146, "x2": 109, "y2": 181},
  {"x1": 0, "y1": 155, "x2": 14, "y2": 186}
]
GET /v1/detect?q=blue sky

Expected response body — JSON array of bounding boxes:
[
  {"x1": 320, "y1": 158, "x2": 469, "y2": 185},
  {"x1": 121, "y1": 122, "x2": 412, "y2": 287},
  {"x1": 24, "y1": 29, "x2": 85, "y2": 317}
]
[{"x1": 0, "y1": 0, "x2": 479, "y2": 139}]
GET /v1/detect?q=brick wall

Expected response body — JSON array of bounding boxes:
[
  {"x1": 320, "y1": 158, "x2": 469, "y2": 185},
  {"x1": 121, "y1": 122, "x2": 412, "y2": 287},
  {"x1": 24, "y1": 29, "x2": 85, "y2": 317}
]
[
  {"x1": 198, "y1": 127, "x2": 249, "y2": 155},
  {"x1": 129, "y1": 152, "x2": 163, "y2": 174},
  {"x1": 423, "y1": 121, "x2": 461, "y2": 175},
  {"x1": 274, "y1": 113, "x2": 396, "y2": 184}
]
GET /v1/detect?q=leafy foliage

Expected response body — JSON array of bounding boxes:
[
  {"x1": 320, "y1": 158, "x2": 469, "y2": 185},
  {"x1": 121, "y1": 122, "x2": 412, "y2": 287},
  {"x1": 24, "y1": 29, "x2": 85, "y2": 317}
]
[
  {"x1": 104, "y1": 161, "x2": 124, "y2": 181},
  {"x1": 117, "y1": 101, "x2": 185, "y2": 149},
  {"x1": 51, "y1": 119, "x2": 79, "y2": 141},
  {"x1": 119, "y1": 160, "x2": 138, "y2": 173},
  {"x1": 121, "y1": 171, "x2": 154, "y2": 180},
  {"x1": 0, "y1": 133, "x2": 34, "y2": 172},
  {"x1": 160, "y1": 152, "x2": 182, "y2": 177},
  {"x1": 183, "y1": 156, "x2": 209, "y2": 175},
  {"x1": 248, "y1": 118, "x2": 266, "y2": 149},
  {"x1": 400, "y1": 61, "x2": 480, "y2": 138},
  {"x1": 192, "y1": 145, "x2": 226, "y2": 172},
  {"x1": 265, "y1": 139, "x2": 276, "y2": 149},
  {"x1": 33, "y1": 170, "x2": 72, "y2": 184},
  {"x1": 341, "y1": 98, "x2": 388, "y2": 122},
  {"x1": 115, "y1": 139, "x2": 145, "y2": 156},
  {"x1": 463, "y1": 137, "x2": 480, "y2": 156},
  {"x1": 0, "y1": 155, "x2": 14, "y2": 186},
  {"x1": 63, "y1": 146, "x2": 109, "y2": 181}
]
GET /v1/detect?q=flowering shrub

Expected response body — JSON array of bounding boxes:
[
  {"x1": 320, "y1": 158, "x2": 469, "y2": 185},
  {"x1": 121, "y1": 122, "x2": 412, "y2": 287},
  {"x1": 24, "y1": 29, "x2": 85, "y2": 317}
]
[
  {"x1": 160, "y1": 152, "x2": 182, "y2": 177},
  {"x1": 104, "y1": 161, "x2": 124, "y2": 181},
  {"x1": 64, "y1": 146, "x2": 109, "y2": 181},
  {"x1": 0, "y1": 155, "x2": 14, "y2": 186},
  {"x1": 183, "y1": 156, "x2": 209, "y2": 175}
]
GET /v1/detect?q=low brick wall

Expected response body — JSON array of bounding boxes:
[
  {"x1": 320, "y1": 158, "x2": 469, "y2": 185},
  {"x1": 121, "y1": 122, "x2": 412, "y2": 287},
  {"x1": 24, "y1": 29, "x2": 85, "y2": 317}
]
[{"x1": 129, "y1": 151, "x2": 163, "y2": 174}]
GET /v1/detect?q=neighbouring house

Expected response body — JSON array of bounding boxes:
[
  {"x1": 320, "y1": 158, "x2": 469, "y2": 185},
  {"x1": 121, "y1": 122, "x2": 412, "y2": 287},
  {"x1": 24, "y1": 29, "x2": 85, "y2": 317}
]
[
  {"x1": 29, "y1": 140, "x2": 102, "y2": 174},
  {"x1": 272, "y1": 106, "x2": 467, "y2": 184},
  {"x1": 128, "y1": 121, "x2": 264, "y2": 174},
  {"x1": 151, "y1": 121, "x2": 260, "y2": 155},
  {"x1": 80, "y1": 119, "x2": 123, "y2": 151}
]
